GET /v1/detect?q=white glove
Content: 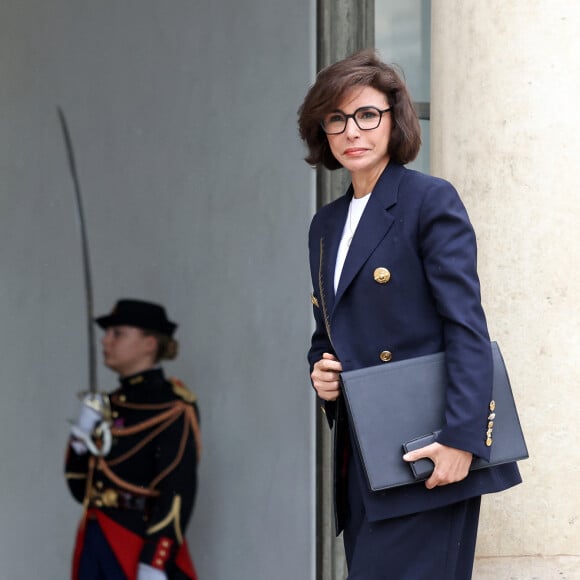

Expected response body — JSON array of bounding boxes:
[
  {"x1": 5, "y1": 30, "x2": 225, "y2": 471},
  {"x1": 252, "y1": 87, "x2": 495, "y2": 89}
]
[
  {"x1": 137, "y1": 563, "x2": 168, "y2": 580},
  {"x1": 76, "y1": 395, "x2": 104, "y2": 433},
  {"x1": 70, "y1": 394, "x2": 111, "y2": 456}
]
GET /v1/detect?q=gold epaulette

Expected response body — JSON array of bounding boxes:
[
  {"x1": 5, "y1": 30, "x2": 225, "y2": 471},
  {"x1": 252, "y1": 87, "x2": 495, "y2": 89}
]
[{"x1": 169, "y1": 377, "x2": 197, "y2": 404}]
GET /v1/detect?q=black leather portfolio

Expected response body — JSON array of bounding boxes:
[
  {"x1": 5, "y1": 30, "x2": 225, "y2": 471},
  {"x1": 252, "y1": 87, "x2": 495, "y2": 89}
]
[{"x1": 341, "y1": 342, "x2": 528, "y2": 492}]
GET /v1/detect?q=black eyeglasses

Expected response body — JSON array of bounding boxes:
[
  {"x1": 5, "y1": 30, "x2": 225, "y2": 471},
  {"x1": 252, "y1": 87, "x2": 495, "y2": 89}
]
[{"x1": 320, "y1": 106, "x2": 392, "y2": 135}]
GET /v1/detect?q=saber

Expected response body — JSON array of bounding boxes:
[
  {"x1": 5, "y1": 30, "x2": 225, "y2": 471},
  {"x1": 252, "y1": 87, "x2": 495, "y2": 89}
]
[
  {"x1": 57, "y1": 107, "x2": 97, "y2": 395},
  {"x1": 58, "y1": 107, "x2": 111, "y2": 456}
]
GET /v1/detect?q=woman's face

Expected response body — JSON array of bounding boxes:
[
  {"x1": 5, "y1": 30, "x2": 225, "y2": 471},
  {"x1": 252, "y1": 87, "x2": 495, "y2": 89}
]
[
  {"x1": 325, "y1": 85, "x2": 392, "y2": 177},
  {"x1": 101, "y1": 325, "x2": 157, "y2": 377}
]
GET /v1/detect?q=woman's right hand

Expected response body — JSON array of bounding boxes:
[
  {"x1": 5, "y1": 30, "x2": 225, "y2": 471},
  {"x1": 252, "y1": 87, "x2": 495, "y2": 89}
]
[{"x1": 311, "y1": 353, "x2": 343, "y2": 401}]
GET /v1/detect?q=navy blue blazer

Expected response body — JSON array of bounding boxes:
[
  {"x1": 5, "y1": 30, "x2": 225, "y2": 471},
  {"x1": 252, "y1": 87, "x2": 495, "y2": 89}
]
[{"x1": 308, "y1": 162, "x2": 521, "y2": 531}]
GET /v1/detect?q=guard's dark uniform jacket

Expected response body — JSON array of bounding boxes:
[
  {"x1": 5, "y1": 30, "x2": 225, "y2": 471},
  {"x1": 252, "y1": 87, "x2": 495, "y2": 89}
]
[{"x1": 65, "y1": 368, "x2": 201, "y2": 580}]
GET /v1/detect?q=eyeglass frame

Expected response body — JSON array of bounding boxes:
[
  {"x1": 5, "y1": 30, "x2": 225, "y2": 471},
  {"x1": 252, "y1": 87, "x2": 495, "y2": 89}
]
[{"x1": 320, "y1": 106, "x2": 392, "y2": 135}]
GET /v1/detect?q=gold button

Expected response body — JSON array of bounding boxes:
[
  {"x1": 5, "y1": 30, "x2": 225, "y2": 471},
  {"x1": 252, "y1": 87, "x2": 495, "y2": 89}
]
[
  {"x1": 379, "y1": 350, "x2": 392, "y2": 362},
  {"x1": 95, "y1": 481, "x2": 104, "y2": 490},
  {"x1": 489, "y1": 400, "x2": 496, "y2": 411},
  {"x1": 94, "y1": 499, "x2": 103, "y2": 507},
  {"x1": 373, "y1": 267, "x2": 391, "y2": 284},
  {"x1": 112, "y1": 411, "x2": 119, "y2": 419},
  {"x1": 118, "y1": 394, "x2": 127, "y2": 402},
  {"x1": 155, "y1": 559, "x2": 163, "y2": 566},
  {"x1": 486, "y1": 437, "x2": 493, "y2": 447},
  {"x1": 102, "y1": 489, "x2": 118, "y2": 507}
]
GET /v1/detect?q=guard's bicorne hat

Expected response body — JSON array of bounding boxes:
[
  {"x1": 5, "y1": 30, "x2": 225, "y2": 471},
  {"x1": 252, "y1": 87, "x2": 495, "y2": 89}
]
[{"x1": 95, "y1": 299, "x2": 177, "y2": 337}]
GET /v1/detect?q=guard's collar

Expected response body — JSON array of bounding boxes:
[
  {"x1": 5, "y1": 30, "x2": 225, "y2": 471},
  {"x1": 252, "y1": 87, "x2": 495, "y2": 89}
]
[{"x1": 119, "y1": 367, "x2": 164, "y2": 388}]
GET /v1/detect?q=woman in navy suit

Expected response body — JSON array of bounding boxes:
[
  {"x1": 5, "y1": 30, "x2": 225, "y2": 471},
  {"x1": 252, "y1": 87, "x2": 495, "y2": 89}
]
[{"x1": 298, "y1": 50, "x2": 521, "y2": 579}]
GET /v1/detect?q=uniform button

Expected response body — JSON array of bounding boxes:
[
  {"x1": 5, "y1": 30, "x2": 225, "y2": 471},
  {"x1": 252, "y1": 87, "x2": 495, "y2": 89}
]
[
  {"x1": 94, "y1": 499, "x2": 103, "y2": 507},
  {"x1": 112, "y1": 411, "x2": 119, "y2": 419},
  {"x1": 379, "y1": 351, "x2": 392, "y2": 362},
  {"x1": 155, "y1": 559, "x2": 163, "y2": 566},
  {"x1": 373, "y1": 267, "x2": 391, "y2": 284},
  {"x1": 95, "y1": 481, "x2": 104, "y2": 490},
  {"x1": 118, "y1": 395, "x2": 127, "y2": 403}
]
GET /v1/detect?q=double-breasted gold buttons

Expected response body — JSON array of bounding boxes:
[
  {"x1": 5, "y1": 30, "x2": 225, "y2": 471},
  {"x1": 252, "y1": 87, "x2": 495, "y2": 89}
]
[
  {"x1": 486, "y1": 400, "x2": 496, "y2": 447},
  {"x1": 379, "y1": 350, "x2": 392, "y2": 362},
  {"x1": 373, "y1": 267, "x2": 391, "y2": 284}
]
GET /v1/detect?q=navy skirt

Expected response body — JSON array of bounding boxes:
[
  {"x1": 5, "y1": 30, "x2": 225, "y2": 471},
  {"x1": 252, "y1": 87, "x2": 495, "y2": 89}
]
[{"x1": 343, "y1": 460, "x2": 481, "y2": 580}]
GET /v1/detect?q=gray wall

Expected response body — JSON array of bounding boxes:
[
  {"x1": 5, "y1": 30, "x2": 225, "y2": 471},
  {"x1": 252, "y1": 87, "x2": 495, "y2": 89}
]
[{"x1": 0, "y1": 1, "x2": 316, "y2": 578}]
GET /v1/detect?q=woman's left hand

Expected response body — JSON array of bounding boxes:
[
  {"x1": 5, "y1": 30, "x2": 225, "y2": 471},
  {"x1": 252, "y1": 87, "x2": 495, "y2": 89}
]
[{"x1": 403, "y1": 442, "x2": 472, "y2": 490}]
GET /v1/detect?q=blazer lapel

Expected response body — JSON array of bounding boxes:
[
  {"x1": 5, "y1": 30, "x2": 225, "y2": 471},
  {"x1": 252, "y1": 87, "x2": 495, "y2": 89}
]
[
  {"x1": 318, "y1": 193, "x2": 350, "y2": 318},
  {"x1": 333, "y1": 163, "x2": 405, "y2": 309}
]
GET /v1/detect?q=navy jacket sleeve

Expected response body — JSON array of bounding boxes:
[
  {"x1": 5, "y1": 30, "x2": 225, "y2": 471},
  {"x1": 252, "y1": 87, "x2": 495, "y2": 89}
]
[
  {"x1": 139, "y1": 401, "x2": 199, "y2": 568},
  {"x1": 418, "y1": 179, "x2": 493, "y2": 459}
]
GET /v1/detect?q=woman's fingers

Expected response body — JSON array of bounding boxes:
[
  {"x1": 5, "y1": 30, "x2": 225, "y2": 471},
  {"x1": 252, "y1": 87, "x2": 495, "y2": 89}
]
[
  {"x1": 403, "y1": 442, "x2": 472, "y2": 489},
  {"x1": 311, "y1": 354, "x2": 343, "y2": 400}
]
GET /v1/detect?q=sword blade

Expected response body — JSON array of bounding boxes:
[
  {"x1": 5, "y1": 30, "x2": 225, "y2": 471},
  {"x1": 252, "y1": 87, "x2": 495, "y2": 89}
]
[{"x1": 57, "y1": 107, "x2": 97, "y2": 394}]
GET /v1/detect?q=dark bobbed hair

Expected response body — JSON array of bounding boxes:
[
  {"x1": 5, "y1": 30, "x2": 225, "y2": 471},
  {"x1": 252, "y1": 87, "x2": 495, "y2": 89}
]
[{"x1": 298, "y1": 49, "x2": 421, "y2": 170}]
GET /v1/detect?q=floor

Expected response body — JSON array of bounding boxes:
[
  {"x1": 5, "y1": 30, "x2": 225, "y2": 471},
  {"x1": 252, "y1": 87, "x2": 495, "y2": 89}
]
[{"x1": 473, "y1": 556, "x2": 580, "y2": 580}]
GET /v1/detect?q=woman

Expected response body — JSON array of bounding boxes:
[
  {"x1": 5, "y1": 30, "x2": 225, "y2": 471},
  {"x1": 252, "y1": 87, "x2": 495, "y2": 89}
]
[
  {"x1": 65, "y1": 299, "x2": 201, "y2": 580},
  {"x1": 299, "y1": 50, "x2": 521, "y2": 579}
]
